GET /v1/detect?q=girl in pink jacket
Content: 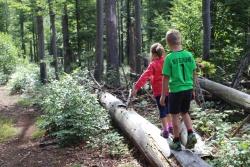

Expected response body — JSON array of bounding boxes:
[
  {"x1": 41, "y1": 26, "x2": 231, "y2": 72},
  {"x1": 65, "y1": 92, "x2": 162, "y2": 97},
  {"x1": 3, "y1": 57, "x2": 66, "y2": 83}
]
[{"x1": 132, "y1": 43, "x2": 172, "y2": 138}]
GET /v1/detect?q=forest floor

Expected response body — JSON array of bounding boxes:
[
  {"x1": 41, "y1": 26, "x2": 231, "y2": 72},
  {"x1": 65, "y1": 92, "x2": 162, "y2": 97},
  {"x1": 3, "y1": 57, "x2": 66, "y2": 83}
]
[{"x1": 0, "y1": 86, "x2": 148, "y2": 167}]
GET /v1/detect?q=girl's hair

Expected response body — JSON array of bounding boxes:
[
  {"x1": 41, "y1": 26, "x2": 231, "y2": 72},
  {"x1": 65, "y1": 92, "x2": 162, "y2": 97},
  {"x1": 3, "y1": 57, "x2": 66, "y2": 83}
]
[
  {"x1": 166, "y1": 29, "x2": 182, "y2": 46},
  {"x1": 150, "y1": 43, "x2": 163, "y2": 59}
]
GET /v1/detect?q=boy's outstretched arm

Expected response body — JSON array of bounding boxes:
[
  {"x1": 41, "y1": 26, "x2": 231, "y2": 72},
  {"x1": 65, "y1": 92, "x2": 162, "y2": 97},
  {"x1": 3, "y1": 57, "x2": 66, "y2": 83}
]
[{"x1": 160, "y1": 75, "x2": 169, "y2": 106}]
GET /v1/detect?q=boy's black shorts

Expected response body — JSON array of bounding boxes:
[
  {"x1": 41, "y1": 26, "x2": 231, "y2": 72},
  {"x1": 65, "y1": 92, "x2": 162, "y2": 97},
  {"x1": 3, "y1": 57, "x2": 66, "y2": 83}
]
[
  {"x1": 155, "y1": 96, "x2": 169, "y2": 118},
  {"x1": 168, "y1": 89, "x2": 193, "y2": 114}
]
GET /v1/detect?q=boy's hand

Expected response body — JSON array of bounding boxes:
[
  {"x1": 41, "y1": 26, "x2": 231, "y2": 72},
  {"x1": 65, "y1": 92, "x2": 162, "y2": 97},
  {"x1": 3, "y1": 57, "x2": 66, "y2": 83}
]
[
  {"x1": 192, "y1": 91, "x2": 196, "y2": 100},
  {"x1": 131, "y1": 89, "x2": 137, "y2": 97},
  {"x1": 160, "y1": 95, "x2": 166, "y2": 106}
]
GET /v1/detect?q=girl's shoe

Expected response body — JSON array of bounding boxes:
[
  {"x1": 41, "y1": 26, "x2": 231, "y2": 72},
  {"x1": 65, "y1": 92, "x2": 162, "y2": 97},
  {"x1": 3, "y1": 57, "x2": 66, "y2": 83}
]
[
  {"x1": 160, "y1": 130, "x2": 169, "y2": 138},
  {"x1": 168, "y1": 127, "x2": 173, "y2": 134}
]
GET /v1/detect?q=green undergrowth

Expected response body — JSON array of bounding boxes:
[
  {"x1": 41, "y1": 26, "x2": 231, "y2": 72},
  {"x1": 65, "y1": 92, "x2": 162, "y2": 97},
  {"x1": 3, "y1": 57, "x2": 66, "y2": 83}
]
[
  {"x1": 31, "y1": 117, "x2": 45, "y2": 139},
  {"x1": 36, "y1": 69, "x2": 129, "y2": 156},
  {"x1": 192, "y1": 109, "x2": 250, "y2": 167},
  {"x1": 8, "y1": 63, "x2": 55, "y2": 95},
  {"x1": 0, "y1": 116, "x2": 17, "y2": 142},
  {"x1": 17, "y1": 97, "x2": 34, "y2": 107},
  {"x1": 8, "y1": 67, "x2": 129, "y2": 157}
]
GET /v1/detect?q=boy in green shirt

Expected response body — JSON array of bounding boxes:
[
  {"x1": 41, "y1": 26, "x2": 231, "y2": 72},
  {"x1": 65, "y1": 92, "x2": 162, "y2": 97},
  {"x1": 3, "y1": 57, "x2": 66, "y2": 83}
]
[{"x1": 160, "y1": 29, "x2": 197, "y2": 151}]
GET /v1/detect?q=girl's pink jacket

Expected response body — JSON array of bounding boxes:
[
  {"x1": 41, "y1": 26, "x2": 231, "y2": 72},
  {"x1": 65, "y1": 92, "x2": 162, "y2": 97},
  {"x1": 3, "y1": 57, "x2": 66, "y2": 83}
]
[{"x1": 134, "y1": 56, "x2": 169, "y2": 97}]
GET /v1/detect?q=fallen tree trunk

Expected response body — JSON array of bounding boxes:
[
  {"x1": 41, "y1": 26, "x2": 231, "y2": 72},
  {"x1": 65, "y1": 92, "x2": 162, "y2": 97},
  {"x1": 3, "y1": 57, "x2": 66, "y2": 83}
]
[
  {"x1": 198, "y1": 78, "x2": 250, "y2": 110},
  {"x1": 100, "y1": 92, "x2": 211, "y2": 167}
]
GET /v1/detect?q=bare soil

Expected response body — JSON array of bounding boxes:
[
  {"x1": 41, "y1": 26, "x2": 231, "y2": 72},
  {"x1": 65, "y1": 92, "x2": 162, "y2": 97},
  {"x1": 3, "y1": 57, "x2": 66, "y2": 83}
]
[{"x1": 0, "y1": 86, "x2": 149, "y2": 167}]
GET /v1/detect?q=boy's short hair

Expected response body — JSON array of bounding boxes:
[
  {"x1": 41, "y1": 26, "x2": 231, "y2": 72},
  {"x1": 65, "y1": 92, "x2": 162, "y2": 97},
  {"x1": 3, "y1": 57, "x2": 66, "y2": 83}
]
[{"x1": 166, "y1": 29, "x2": 182, "y2": 46}]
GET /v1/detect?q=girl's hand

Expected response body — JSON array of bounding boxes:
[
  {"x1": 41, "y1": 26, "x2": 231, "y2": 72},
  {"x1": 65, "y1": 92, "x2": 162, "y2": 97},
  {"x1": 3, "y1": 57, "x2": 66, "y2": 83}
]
[
  {"x1": 160, "y1": 95, "x2": 166, "y2": 106},
  {"x1": 131, "y1": 89, "x2": 137, "y2": 97}
]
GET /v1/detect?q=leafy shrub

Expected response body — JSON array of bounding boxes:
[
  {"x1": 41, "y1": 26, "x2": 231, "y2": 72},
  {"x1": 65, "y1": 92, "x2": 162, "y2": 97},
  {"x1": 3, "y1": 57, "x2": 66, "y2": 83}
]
[
  {"x1": 38, "y1": 74, "x2": 107, "y2": 146},
  {"x1": 196, "y1": 58, "x2": 216, "y2": 77},
  {"x1": 8, "y1": 64, "x2": 40, "y2": 94},
  {"x1": 8, "y1": 62, "x2": 56, "y2": 95},
  {"x1": 0, "y1": 33, "x2": 18, "y2": 84}
]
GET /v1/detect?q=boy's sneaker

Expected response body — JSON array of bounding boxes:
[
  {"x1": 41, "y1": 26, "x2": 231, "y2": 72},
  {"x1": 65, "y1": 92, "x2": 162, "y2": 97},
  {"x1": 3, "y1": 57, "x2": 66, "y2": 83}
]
[
  {"x1": 186, "y1": 133, "x2": 197, "y2": 149},
  {"x1": 160, "y1": 130, "x2": 169, "y2": 139},
  {"x1": 169, "y1": 140, "x2": 182, "y2": 151}
]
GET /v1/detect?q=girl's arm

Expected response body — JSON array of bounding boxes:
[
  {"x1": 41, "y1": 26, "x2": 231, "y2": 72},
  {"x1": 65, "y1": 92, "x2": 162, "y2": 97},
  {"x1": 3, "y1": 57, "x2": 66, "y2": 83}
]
[{"x1": 133, "y1": 63, "x2": 154, "y2": 93}]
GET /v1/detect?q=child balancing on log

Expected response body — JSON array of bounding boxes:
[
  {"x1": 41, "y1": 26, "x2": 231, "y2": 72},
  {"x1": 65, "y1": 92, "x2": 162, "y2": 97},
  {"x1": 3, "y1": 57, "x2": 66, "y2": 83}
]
[
  {"x1": 160, "y1": 29, "x2": 197, "y2": 151},
  {"x1": 131, "y1": 43, "x2": 173, "y2": 138}
]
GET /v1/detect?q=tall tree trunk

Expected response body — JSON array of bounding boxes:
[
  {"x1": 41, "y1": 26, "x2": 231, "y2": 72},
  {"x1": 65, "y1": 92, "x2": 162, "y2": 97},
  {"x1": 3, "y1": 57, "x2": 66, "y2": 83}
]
[
  {"x1": 106, "y1": 0, "x2": 120, "y2": 87},
  {"x1": 32, "y1": 17, "x2": 38, "y2": 62},
  {"x1": 30, "y1": 40, "x2": 33, "y2": 62},
  {"x1": 3, "y1": 0, "x2": 9, "y2": 32},
  {"x1": 247, "y1": 19, "x2": 250, "y2": 51},
  {"x1": 117, "y1": 0, "x2": 121, "y2": 64},
  {"x1": 126, "y1": 0, "x2": 131, "y2": 65},
  {"x1": 126, "y1": 0, "x2": 136, "y2": 72},
  {"x1": 62, "y1": 3, "x2": 72, "y2": 74},
  {"x1": 120, "y1": 0, "x2": 124, "y2": 64},
  {"x1": 94, "y1": 0, "x2": 104, "y2": 82},
  {"x1": 147, "y1": 0, "x2": 153, "y2": 43},
  {"x1": 134, "y1": 0, "x2": 142, "y2": 74},
  {"x1": 20, "y1": 11, "x2": 26, "y2": 57},
  {"x1": 129, "y1": 21, "x2": 136, "y2": 72},
  {"x1": 202, "y1": 0, "x2": 211, "y2": 60},
  {"x1": 75, "y1": 0, "x2": 81, "y2": 62},
  {"x1": 36, "y1": 15, "x2": 47, "y2": 84},
  {"x1": 48, "y1": 0, "x2": 59, "y2": 80}
]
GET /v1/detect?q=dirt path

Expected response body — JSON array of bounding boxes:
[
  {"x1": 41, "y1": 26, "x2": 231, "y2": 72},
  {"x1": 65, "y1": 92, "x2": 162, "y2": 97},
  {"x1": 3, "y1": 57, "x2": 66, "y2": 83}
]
[{"x1": 0, "y1": 86, "x2": 148, "y2": 167}]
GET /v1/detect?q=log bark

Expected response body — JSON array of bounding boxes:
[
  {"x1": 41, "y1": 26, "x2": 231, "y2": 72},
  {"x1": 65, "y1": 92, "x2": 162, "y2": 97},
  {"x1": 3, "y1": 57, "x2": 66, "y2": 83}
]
[
  {"x1": 198, "y1": 78, "x2": 250, "y2": 110},
  {"x1": 100, "y1": 92, "x2": 211, "y2": 167}
]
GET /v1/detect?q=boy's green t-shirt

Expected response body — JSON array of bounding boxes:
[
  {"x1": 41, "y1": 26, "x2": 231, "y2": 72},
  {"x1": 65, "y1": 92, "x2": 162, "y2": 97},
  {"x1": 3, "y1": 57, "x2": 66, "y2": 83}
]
[{"x1": 162, "y1": 50, "x2": 196, "y2": 93}]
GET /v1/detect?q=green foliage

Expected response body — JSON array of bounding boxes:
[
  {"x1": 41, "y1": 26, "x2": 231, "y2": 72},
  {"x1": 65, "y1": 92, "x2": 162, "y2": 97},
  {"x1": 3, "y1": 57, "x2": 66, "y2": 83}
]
[
  {"x1": 88, "y1": 128, "x2": 129, "y2": 157},
  {"x1": 168, "y1": 0, "x2": 202, "y2": 56},
  {"x1": 0, "y1": 72, "x2": 9, "y2": 85},
  {"x1": 8, "y1": 63, "x2": 40, "y2": 94},
  {"x1": 0, "y1": 33, "x2": 18, "y2": 84},
  {"x1": 196, "y1": 58, "x2": 216, "y2": 77},
  {"x1": 8, "y1": 62, "x2": 55, "y2": 94},
  {"x1": 32, "y1": 117, "x2": 46, "y2": 139},
  {"x1": 192, "y1": 109, "x2": 250, "y2": 167},
  {"x1": 209, "y1": 136, "x2": 250, "y2": 167},
  {"x1": 193, "y1": 110, "x2": 229, "y2": 136},
  {"x1": 37, "y1": 72, "x2": 107, "y2": 146},
  {"x1": 0, "y1": 116, "x2": 17, "y2": 142},
  {"x1": 17, "y1": 97, "x2": 34, "y2": 107}
]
